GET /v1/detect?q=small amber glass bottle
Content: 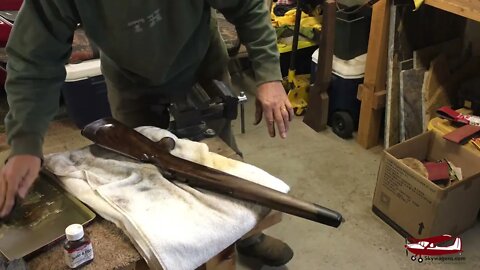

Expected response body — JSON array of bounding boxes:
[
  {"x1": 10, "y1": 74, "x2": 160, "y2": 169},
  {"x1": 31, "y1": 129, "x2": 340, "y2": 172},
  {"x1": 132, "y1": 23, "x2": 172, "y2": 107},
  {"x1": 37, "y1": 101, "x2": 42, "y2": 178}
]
[{"x1": 63, "y1": 224, "x2": 94, "y2": 269}]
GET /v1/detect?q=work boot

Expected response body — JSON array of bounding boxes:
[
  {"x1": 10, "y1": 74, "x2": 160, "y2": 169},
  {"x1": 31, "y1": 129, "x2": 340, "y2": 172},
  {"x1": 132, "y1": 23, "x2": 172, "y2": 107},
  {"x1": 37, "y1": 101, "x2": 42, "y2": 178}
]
[{"x1": 236, "y1": 233, "x2": 294, "y2": 266}]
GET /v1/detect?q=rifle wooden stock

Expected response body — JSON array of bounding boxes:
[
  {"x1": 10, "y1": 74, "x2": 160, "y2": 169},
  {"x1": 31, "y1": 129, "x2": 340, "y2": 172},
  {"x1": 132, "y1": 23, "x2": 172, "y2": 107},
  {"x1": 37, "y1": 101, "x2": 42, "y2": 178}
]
[{"x1": 81, "y1": 118, "x2": 344, "y2": 228}]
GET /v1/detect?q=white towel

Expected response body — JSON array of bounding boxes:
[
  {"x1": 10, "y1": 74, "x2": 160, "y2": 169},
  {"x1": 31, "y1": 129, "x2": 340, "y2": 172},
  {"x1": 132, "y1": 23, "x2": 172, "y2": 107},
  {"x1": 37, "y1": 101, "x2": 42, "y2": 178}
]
[{"x1": 44, "y1": 126, "x2": 290, "y2": 270}]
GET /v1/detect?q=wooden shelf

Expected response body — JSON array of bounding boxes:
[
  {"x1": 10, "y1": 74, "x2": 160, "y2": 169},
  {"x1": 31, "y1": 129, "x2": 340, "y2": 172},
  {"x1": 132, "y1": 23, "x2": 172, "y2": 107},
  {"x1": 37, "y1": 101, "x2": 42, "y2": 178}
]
[{"x1": 424, "y1": 0, "x2": 480, "y2": 22}]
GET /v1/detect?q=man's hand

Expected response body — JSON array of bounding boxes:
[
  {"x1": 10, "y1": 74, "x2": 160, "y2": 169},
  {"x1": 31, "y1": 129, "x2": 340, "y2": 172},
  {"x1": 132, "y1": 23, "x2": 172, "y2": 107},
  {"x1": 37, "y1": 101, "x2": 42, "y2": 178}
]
[
  {"x1": 0, "y1": 155, "x2": 41, "y2": 217},
  {"x1": 254, "y1": 81, "x2": 294, "y2": 138}
]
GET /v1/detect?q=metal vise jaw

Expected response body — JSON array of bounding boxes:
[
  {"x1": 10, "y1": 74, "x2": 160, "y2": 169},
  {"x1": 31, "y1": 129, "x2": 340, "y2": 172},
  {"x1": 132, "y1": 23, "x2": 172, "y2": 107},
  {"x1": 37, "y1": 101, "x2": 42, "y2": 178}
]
[{"x1": 168, "y1": 80, "x2": 247, "y2": 141}]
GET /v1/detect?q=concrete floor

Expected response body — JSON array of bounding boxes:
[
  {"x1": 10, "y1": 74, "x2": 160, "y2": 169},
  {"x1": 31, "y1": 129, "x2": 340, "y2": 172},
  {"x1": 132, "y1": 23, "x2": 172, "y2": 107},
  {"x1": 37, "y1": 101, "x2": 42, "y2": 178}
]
[{"x1": 229, "y1": 72, "x2": 480, "y2": 270}]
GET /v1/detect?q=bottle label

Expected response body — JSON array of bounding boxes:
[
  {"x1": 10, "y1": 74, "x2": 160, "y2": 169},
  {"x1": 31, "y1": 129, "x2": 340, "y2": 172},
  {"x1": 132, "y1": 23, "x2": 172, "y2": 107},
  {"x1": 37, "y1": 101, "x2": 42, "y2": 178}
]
[{"x1": 64, "y1": 243, "x2": 94, "y2": 268}]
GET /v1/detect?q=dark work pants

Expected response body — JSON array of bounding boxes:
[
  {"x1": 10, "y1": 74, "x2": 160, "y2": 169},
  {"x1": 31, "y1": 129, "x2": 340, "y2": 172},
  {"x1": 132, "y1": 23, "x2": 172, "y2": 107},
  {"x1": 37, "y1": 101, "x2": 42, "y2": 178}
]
[{"x1": 105, "y1": 14, "x2": 240, "y2": 155}]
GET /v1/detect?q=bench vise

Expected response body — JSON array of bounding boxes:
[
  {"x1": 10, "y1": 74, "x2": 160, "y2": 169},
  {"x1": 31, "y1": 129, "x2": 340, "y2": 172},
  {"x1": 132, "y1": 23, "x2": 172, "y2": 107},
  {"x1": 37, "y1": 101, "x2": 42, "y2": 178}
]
[{"x1": 168, "y1": 80, "x2": 247, "y2": 141}]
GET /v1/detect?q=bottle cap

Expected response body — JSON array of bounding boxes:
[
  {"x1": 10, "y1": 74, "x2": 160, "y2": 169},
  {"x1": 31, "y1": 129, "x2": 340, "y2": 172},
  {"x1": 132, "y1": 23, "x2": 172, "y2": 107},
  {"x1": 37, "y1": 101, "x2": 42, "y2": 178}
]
[{"x1": 65, "y1": 224, "x2": 84, "y2": 241}]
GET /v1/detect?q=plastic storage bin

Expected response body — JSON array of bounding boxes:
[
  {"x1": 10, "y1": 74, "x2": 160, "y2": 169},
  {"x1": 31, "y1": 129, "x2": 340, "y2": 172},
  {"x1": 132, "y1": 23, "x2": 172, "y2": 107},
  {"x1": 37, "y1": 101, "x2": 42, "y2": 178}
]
[
  {"x1": 312, "y1": 49, "x2": 366, "y2": 138},
  {"x1": 61, "y1": 59, "x2": 111, "y2": 128},
  {"x1": 334, "y1": 6, "x2": 371, "y2": 60}
]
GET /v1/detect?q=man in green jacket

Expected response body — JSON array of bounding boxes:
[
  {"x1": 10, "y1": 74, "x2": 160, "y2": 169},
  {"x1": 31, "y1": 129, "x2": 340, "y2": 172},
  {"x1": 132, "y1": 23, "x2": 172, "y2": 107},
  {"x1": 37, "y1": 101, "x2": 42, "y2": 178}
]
[{"x1": 0, "y1": 0, "x2": 295, "y2": 266}]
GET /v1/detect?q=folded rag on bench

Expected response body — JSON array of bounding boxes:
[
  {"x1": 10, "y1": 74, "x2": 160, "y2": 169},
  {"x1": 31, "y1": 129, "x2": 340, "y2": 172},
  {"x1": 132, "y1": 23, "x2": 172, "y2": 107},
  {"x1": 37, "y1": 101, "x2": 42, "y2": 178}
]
[{"x1": 44, "y1": 126, "x2": 290, "y2": 270}]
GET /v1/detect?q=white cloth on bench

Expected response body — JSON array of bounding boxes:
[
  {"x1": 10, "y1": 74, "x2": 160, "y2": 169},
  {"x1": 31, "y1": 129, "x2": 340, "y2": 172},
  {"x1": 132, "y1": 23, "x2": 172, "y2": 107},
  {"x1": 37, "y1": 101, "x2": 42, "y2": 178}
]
[{"x1": 44, "y1": 126, "x2": 289, "y2": 270}]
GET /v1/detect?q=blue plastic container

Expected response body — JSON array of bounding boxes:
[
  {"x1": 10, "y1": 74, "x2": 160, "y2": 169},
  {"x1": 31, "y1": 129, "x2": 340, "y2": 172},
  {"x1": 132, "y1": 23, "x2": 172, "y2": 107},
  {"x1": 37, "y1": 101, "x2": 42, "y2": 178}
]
[{"x1": 311, "y1": 50, "x2": 366, "y2": 138}]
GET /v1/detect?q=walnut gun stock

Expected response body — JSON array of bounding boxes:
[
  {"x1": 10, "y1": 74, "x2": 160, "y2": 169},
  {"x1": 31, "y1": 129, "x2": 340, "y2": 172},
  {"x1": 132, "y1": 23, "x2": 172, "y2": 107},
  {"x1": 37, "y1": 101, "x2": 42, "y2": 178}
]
[{"x1": 81, "y1": 118, "x2": 344, "y2": 228}]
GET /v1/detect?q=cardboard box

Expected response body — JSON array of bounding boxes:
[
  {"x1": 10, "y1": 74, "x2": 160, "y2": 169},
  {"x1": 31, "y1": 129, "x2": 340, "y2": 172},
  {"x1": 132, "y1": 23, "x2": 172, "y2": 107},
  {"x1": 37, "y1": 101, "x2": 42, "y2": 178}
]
[{"x1": 372, "y1": 131, "x2": 480, "y2": 238}]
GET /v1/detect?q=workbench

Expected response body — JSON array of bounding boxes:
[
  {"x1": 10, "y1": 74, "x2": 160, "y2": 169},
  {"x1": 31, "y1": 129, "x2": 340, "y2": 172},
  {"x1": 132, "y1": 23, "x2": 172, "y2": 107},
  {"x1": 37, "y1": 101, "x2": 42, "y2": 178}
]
[
  {"x1": 424, "y1": 0, "x2": 480, "y2": 22},
  {"x1": 0, "y1": 121, "x2": 283, "y2": 270},
  {"x1": 27, "y1": 206, "x2": 282, "y2": 270}
]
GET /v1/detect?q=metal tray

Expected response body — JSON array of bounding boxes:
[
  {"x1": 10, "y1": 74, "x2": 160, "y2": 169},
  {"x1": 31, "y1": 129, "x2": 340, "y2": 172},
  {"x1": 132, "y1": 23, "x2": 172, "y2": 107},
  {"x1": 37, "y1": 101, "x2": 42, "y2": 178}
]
[{"x1": 0, "y1": 170, "x2": 96, "y2": 261}]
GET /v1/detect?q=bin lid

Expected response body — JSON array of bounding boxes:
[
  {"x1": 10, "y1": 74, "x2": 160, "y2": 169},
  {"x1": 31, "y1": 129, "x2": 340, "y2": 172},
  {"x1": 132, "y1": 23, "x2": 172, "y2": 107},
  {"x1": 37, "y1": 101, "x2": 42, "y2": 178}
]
[
  {"x1": 65, "y1": 59, "x2": 101, "y2": 82},
  {"x1": 312, "y1": 49, "x2": 366, "y2": 79}
]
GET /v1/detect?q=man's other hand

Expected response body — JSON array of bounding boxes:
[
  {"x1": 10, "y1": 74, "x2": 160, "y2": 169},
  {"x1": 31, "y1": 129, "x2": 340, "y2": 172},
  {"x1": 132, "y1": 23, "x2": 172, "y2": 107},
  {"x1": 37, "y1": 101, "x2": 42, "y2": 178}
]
[
  {"x1": 0, "y1": 155, "x2": 41, "y2": 217},
  {"x1": 254, "y1": 81, "x2": 294, "y2": 139}
]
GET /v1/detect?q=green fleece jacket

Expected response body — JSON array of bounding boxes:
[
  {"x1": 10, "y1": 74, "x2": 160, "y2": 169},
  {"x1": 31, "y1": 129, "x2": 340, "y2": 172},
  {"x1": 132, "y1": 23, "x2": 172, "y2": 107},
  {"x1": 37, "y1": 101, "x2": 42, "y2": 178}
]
[{"x1": 5, "y1": 0, "x2": 281, "y2": 158}]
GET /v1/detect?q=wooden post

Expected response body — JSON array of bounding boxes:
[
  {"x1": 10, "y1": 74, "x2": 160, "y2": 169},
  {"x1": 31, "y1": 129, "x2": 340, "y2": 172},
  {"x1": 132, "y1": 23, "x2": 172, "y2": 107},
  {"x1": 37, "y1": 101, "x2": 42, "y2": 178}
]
[
  {"x1": 356, "y1": 0, "x2": 390, "y2": 148},
  {"x1": 303, "y1": 0, "x2": 336, "y2": 131}
]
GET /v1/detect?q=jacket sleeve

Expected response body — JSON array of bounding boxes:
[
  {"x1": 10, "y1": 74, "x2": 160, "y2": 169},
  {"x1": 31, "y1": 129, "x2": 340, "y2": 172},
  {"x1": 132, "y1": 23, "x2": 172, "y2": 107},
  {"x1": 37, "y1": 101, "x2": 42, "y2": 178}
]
[
  {"x1": 5, "y1": 0, "x2": 78, "y2": 158},
  {"x1": 207, "y1": 0, "x2": 282, "y2": 85}
]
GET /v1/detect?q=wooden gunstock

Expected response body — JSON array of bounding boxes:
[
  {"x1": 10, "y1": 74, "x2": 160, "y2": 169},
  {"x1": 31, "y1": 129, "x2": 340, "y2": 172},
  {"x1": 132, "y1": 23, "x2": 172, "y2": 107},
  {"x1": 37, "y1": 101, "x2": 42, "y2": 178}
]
[{"x1": 81, "y1": 118, "x2": 344, "y2": 228}]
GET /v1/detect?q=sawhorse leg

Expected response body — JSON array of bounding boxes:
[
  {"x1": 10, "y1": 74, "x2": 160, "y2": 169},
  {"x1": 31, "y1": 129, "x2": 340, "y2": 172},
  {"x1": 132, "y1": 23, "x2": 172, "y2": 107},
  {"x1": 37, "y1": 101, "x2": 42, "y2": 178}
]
[
  {"x1": 356, "y1": 0, "x2": 390, "y2": 148},
  {"x1": 303, "y1": 0, "x2": 336, "y2": 131}
]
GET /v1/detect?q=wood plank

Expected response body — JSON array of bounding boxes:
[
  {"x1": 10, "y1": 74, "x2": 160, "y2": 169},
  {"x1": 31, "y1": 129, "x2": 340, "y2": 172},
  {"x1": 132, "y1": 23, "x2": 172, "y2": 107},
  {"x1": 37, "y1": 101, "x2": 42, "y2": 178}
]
[
  {"x1": 203, "y1": 137, "x2": 240, "y2": 160},
  {"x1": 242, "y1": 211, "x2": 283, "y2": 239},
  {"x1": 362, "y1": 0, "x2": 390, "y2": 88},
  {"x1": 399, "y1": 68, "x2": 426, "y2": 141},
  {"x1": 303, "y1": 0, "x2": 336, "y2": 131},
  {"x1": 424, "y1": 0, "x2": 480, "y2": 22},
  {"x1": 421, "y1": 70, "x2": 431, "y2": 131},
  {"x1": 425, "y1": 85, "x2": 451, "y2": 120},
  {"x1": 356, "y1": 0, "x2": 390, "y2": 149},
  {"x1": 202, "y1": 245, "x2": 236, "y2": 270},
  {"x1": 27, "y1": 219, "x2": 144, "y2": 270},
  {"x1": 422, "y1": 54, "x2": 451, "y2": 128}
]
